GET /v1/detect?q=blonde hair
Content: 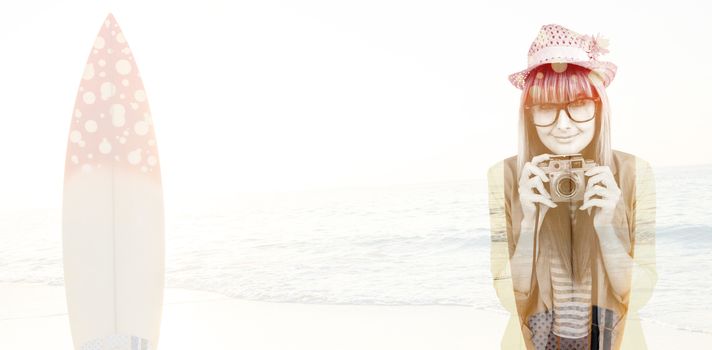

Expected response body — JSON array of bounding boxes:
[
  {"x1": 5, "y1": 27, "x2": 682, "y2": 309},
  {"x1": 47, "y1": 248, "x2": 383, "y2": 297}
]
[{"x1": 515, "y1": 63, "x2": 613, "y2": 283}]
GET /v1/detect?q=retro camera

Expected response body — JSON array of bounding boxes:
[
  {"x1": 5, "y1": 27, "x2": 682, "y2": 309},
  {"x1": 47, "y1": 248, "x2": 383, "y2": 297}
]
[{"x1": 537, "y1": 154, "x2": 596, "y2": 202}]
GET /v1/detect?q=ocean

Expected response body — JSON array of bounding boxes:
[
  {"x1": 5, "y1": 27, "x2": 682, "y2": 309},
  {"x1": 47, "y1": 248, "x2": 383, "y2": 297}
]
[{"x1": 1, "y1": 164, "x2": 710, "y2": 334}]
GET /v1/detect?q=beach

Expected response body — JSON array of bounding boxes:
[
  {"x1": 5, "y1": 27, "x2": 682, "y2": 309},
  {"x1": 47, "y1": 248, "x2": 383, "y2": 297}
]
[
  {"x1": 2, "y1": 283, "x2": 710, "y2": 349},
  {"x1": 2, "y1": 166, "x2": 712, "y2": 349}
]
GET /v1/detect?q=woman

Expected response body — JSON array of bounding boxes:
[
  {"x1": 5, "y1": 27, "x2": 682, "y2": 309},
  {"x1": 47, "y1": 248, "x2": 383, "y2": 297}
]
[{"x1": 487, "y1": 24, "x2": 657, "y2": 350}]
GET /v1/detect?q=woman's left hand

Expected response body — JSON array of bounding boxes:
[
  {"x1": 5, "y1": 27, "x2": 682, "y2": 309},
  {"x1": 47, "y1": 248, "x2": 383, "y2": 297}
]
[{"x1": 579, "y1": 165, "x2": 622, "y2": 232}]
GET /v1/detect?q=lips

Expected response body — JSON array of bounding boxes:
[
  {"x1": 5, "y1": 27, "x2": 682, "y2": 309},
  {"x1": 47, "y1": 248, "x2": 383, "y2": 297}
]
[{"x1": 554, "y1": 133, "x2": 579, "y2": 142}]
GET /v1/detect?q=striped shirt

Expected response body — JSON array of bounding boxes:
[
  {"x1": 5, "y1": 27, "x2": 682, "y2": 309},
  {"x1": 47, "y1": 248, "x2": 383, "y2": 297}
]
[{"x1": 550, "y1": 203, "x2": 592, "y2": 339}]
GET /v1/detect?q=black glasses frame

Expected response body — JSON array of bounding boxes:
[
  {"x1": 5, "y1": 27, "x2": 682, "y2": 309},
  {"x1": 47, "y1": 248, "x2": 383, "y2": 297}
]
[{"x1": 524, "y1": 96, "x2": 601, "y2": 127}]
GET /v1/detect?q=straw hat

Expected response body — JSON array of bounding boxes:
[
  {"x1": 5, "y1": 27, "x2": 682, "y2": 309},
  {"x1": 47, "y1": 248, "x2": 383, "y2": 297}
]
[{"x1": 508, "y1": 24, "x2": 617, "y2": 89}]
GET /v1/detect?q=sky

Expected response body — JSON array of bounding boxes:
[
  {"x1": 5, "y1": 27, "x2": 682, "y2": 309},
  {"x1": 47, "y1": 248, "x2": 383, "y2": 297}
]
[{"x1": 0, "y1": 0, "x2": 710, "y2": 208}]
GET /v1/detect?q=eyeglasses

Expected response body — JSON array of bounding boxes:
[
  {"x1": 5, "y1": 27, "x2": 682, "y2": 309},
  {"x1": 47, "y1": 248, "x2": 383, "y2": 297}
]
[{"x1": 525, "y1": 97, "x2": 600, "y2": 127}]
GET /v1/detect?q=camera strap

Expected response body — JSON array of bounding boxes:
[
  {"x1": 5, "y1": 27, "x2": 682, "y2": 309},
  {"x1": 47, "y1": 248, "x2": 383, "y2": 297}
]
[{"x1": 533, "y1": 204, "x2": 548, "y2": 264}]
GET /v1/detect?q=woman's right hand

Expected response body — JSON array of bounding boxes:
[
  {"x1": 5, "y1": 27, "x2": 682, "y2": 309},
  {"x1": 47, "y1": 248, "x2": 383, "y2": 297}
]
[{"x1": 519, "y1": 154, "x2": 557, "y2": 224}]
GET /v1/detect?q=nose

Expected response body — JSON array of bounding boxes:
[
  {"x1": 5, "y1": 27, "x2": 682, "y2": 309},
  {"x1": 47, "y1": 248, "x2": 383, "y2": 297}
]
[{"x1": 554, "y1": 108, "x2": 573, "y2": 129}]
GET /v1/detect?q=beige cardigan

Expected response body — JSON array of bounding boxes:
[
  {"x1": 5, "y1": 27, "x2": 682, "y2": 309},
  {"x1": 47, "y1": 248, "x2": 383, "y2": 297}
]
[{"x1": 488, "y1": 150, "x2": 657, "y2": 349}]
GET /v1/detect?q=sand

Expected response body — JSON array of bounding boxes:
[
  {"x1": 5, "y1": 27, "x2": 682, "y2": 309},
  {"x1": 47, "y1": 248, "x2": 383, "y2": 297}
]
[{"x1": 1, "y1": 283, "x2": 708, "y2": 349}]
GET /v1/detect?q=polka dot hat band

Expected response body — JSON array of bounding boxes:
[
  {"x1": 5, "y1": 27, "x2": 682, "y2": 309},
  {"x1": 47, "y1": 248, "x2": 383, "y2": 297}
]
[{"x1": 508, "y1": 24, "x2": 617, "y2": 90}]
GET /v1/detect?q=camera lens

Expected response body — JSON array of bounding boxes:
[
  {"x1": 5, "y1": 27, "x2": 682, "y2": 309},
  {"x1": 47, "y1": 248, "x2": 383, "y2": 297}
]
[{"x1": 556, "y1": 176, "x2": 576, "y2": 197}]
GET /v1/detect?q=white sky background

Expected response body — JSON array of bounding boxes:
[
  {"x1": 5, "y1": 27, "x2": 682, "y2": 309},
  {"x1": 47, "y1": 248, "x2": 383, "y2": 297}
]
[{"x1": 0, "y1": 0, "x2": 710, "y2": 208}]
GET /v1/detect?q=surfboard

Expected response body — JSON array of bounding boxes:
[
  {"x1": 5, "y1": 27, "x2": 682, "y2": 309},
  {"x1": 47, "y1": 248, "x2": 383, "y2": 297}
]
[{"x1": 62, "y1": 13, "x2": 164, "y2": 350}]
